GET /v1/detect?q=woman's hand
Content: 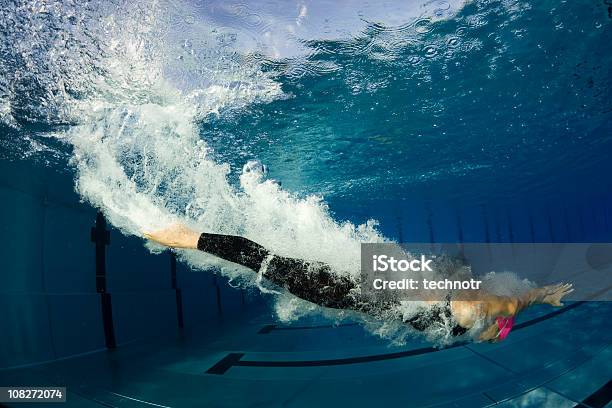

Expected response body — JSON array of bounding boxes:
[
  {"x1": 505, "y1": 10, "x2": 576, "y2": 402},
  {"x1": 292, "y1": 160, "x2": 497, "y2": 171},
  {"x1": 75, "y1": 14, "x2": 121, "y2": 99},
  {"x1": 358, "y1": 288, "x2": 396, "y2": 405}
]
[
  {"x1": 539, "y1": 283, "x2": 574, "y2": 307},
  {"x1": 142, "y1": 223, "x2": 200, "y2": 249}
]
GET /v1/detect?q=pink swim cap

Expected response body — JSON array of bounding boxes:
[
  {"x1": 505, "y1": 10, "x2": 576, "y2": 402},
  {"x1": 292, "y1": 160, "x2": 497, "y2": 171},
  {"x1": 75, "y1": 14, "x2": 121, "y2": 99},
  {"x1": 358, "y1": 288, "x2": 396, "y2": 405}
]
[{"x1": 496, "y1": 316, "x2": 515, "y2": 341}]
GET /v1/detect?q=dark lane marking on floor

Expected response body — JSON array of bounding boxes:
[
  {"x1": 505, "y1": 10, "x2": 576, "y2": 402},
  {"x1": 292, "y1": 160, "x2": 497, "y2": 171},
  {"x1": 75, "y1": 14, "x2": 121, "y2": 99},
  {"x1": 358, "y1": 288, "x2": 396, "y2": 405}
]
[
  {"x1": 206, "y1": 342, "x2": 468, "y2": 374},
  {"x1": 258, "y1": 323, "x2": 358, "y2": 334},
  {"x1": 206, "y1": 353, "x2": 247, "y2": 375},
  {"x1": 208, "y1": 302, "x2": 592, "y2": 375},
  {"x1": 257, "y1": 325, "x2": 275, "y2": 334},
  {"x1": 209, "y1": 287, "x2": 612, "y2": 375},
  {"x1": 573, "y1": 379, "x2": 612, "y2": 408}
]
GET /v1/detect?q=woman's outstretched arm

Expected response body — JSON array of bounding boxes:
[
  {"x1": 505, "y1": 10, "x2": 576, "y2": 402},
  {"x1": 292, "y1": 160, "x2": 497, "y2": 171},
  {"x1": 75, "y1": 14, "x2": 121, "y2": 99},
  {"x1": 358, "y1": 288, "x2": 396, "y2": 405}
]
[
  {"x1": 451, "y1": 282, "x2": 574, "y2": 341},
  {"x1": 482, "y1": 283, "x2": 574, "y2": 318}
]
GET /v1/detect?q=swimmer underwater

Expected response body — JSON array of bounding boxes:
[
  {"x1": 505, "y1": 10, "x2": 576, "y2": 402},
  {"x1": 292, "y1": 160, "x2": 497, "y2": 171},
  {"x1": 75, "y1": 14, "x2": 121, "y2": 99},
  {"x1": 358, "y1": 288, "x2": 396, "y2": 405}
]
[{"x1": 143, "y1": 224, "x2": 573, "y2": 342}]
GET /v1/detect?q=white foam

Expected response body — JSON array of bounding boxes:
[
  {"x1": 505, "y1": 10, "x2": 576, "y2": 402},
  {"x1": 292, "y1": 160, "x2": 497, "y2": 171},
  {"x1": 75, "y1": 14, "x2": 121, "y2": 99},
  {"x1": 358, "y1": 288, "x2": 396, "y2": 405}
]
[{"x1": 2, "y1": 0, "x2": 522, "y2": 345}]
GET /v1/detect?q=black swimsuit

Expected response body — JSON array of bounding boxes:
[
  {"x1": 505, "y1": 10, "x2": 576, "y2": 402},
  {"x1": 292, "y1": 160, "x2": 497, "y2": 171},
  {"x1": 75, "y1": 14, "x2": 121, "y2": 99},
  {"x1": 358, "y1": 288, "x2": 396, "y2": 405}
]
[
  {"x1": 197, "y1": 232, "x2": 468, "y2": 336},
  {"x1": 405, "y1": 295, "x2": 468, "y2": 336}
]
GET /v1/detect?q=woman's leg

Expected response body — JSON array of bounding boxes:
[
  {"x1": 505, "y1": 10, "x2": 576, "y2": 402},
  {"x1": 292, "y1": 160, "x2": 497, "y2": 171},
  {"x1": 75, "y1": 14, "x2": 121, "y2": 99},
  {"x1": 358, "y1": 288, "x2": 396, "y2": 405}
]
[
  {"x1": 197, "y1": 232, "x2": 270, "y2": 272},
  {"x1": 144, "y1": 227, "x2": 387, "y2": 313},
  {"x1": 263, "y1": 255, "x2": 360, "y2": 309},
  {"x1": 197, "y1": 233, "x2": 361, "y2": 310}
]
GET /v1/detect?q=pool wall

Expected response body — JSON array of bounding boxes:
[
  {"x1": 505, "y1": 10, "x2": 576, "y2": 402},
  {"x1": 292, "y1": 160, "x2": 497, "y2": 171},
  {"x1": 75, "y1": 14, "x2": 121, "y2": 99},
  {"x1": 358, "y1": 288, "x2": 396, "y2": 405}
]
[
  {"x1": 0, "y1": 159, "x2": 266, "y2": 370},
  {"x1": 1, "y1": 157, "x2": 611, "y2": 370}
]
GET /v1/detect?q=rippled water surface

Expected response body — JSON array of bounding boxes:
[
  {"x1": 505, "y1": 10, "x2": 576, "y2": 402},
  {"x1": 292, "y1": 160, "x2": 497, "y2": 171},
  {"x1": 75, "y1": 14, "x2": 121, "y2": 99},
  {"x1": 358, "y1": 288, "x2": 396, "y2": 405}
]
[
  {"x1": 202, "y1": 0, "x2": 612, "y2": 204},
  {"x1": 3, "y1": 0, "x2": 610, "y2": 208}
]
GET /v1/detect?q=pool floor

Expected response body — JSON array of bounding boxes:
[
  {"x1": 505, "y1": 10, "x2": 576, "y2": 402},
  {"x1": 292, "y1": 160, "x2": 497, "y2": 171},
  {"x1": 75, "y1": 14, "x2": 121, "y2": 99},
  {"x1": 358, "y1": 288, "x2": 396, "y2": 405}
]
[{"x1": 1, "y1": 301, "x2": 611, "y2": 408}]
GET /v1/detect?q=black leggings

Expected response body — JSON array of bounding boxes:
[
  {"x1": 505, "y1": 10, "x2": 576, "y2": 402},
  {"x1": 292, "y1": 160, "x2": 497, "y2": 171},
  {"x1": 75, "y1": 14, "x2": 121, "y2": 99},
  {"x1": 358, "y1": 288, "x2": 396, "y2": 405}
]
[
  {"x1": 197, "y1": 233, "x2": 362, "y2": 310},
  {"x1": 197, "y1": 232, "x2": 468, "y2": 335}
]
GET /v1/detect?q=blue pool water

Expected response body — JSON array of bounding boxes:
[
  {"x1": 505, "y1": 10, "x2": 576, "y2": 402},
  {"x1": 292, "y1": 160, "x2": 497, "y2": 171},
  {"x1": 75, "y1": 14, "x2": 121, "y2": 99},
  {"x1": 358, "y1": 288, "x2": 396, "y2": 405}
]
[{"x1": 1, "y1": 0, "x2": 611, "y2": 406}]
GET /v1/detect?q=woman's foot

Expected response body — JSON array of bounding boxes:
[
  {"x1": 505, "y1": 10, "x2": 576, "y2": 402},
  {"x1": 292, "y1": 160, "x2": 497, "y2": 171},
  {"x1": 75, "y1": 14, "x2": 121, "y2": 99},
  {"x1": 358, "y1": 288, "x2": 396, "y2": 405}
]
[{"x1": 142, "y1": 223, "x2": 200, "y2": 249}]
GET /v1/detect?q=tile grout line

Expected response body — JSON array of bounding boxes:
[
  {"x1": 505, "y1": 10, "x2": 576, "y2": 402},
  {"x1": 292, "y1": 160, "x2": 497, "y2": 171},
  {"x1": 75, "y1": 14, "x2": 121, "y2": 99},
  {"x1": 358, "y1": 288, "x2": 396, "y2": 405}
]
[{"x1": 463, "y1": 344, "x2": 519, "y2": 375}]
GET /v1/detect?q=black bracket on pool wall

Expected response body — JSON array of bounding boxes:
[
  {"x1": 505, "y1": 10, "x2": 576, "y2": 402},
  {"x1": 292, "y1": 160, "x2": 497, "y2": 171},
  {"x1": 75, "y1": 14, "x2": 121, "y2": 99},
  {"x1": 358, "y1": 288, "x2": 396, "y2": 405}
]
[
  {"x1": 91, "y1": 212, "x2": 116, "y2": 349},
  {"x1": 171, "y1": 253, "x2": 184, "y2": 329},
  {"x1": 213, "y1": 273, "x2": 223, "y2": 316},
  {"x1": 91, "y1": 212, "x2": 110, "y2": 293}
]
